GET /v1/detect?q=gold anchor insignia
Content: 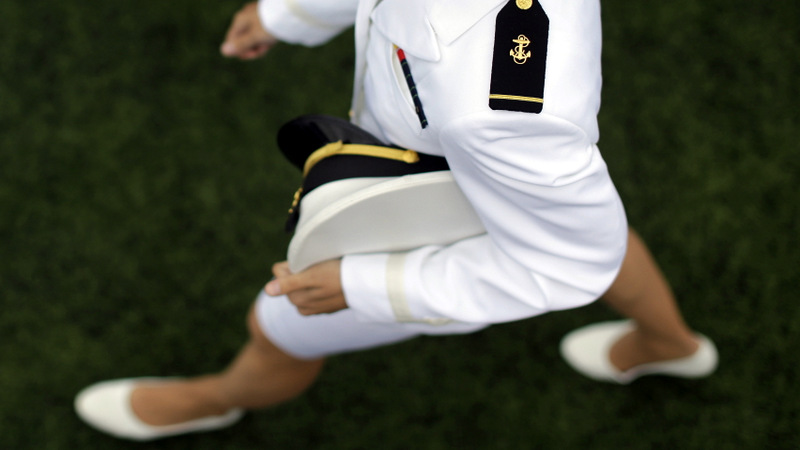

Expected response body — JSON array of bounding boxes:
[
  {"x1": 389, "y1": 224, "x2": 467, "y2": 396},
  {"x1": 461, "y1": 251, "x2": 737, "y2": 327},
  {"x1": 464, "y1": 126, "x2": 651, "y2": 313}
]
[{"x1": 510, "y1": 34, "x2": 532, "y2": 64}]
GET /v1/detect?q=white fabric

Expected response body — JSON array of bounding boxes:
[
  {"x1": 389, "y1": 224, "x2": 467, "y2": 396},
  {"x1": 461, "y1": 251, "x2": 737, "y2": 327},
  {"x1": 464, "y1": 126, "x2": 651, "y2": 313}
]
[
  {"x1": 258, "y1": 0, "x2": 628, "y2": 328},
  {"x1": 287, "y1": 172, "x2": 484, "y2": 273},
  {"x1": 254, "y1": 290, "x2": 487, "y2": 360},
  {"x1": 257, "y1": 0, "x2": 358, "y2": 46}
]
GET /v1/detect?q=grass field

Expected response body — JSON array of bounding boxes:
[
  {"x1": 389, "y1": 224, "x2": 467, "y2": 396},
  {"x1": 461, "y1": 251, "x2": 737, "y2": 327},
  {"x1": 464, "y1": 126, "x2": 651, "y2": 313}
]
[{"x1": 1, "y1": 0, "x2": 798, "y2": 448}]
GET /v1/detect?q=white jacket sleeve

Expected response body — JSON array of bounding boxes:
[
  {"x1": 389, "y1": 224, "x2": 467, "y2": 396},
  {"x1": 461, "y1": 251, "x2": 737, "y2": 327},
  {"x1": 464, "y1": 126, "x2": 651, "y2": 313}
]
[
  {"x1": 257, "y1": 0, "x2": 359, "y2": 46},
  {"x1": 342, "y1": 110, "x2": 628, "y2": 325}
]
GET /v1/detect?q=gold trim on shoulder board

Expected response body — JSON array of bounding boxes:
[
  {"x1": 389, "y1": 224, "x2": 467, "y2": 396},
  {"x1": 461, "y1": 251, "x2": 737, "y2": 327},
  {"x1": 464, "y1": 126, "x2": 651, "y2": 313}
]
[{"x1": 488, "y1": 94, "x2": 544, "y2": 104}]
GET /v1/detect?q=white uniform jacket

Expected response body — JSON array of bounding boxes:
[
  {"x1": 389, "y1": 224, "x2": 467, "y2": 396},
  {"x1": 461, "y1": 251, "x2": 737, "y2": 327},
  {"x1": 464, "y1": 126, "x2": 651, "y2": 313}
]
[{"x1": 259, "y1": 0, "x2": 628, "y2": 327}]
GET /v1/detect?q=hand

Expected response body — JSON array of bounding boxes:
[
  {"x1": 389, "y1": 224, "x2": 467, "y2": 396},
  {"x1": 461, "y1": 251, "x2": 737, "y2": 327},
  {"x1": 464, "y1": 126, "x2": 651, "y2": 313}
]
[
  {"x1": 264, "y1": 260, "x2": 347, "y2": 315},
  {"x1": 220, "y1": 2, "x2": 278, "y2": 60}
]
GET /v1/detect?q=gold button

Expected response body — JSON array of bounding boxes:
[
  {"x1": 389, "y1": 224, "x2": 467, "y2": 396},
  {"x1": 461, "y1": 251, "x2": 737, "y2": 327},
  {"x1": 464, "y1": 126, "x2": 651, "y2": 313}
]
[{"x1": 516, "y1": 0, "x2": 532, "y2": 10}]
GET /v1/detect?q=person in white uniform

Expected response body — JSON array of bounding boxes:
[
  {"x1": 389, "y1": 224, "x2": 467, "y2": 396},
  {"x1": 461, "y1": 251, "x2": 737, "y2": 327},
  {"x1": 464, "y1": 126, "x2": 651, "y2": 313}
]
[{"x1": 74, "y1": 0, "x2": 718, "y2": 441}]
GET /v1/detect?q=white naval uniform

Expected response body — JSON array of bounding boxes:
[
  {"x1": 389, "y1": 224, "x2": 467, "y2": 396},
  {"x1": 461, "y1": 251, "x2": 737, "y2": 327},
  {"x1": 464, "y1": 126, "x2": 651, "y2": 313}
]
[{"x1": 255, "y1": 0, "x2": 628, "y2": 357}]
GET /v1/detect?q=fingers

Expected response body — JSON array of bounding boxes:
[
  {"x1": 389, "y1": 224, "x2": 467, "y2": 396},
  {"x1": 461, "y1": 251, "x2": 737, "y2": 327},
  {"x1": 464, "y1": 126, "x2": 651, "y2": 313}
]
[
  {"x1": 220, "y1": 2, "x2": 277, "y2": 60},
  {"x1": 287, "y1": 291, "x2": 344, "y2": 316},
  {"x1": 272, "y1": 261, "x2": 291, "y2": 278},
  {"x1": 265, "y1": 262, "x2": 292, "y2": 296},
  {"x1": 295, "y1": 302, "x2": 342, "y2": 316},
  {"x1": 264, "y1": 261, "x2": 330, "y2": 298},
  {"x1": 263, "y1": 260, "x2": 347, "y2": 315}
]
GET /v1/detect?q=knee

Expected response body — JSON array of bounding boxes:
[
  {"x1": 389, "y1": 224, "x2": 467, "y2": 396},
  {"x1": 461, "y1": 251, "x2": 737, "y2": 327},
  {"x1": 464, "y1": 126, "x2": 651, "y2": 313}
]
[
  {"x1": 246, "y1": 304, "x2": 279, "y2": 354},
  {"x1": 245, "y1": 303, "x2": 325, "y2": 367}
]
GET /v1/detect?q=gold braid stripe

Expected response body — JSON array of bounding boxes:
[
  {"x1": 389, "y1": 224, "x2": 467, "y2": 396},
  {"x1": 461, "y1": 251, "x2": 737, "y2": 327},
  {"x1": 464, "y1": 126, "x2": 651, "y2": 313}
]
[
  {"x1": 303, "y1": 141, "x2": 420, "y2": 176},
  {"x1": 489, "y1": 94, "x2": 544, "y2": 103}
]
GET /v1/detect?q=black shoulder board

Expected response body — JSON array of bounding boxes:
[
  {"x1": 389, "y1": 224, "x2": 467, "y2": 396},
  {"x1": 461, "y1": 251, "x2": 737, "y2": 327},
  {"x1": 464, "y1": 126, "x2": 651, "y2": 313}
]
[{"x1": 489, "y1": 0, "x2": 549, "y2": 114}]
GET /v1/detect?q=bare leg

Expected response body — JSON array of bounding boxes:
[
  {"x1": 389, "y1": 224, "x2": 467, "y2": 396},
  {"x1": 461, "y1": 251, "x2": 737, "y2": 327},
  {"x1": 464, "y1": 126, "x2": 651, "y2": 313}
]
[
  {"x1": 130, "y1": 305, "x2": 324, "y2": 426},
  {"x1": 127, "y1": 230, "x2": 700, "y2": 421},
  {"x1": 602, "y1": 229, "x2": 700, "y2": 371}
]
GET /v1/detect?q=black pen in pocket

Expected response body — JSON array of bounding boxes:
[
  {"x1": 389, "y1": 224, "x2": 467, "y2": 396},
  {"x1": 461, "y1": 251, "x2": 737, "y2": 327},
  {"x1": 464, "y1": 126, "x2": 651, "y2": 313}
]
[{"x1": 394, "y1": 45, "x2": 429, "y2": 129}]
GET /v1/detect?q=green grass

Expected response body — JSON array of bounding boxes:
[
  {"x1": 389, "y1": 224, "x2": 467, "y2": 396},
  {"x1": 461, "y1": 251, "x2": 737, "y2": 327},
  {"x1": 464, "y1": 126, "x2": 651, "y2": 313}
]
[{"x1": 1, "y1": 0, "x2": 798, "y2": 448}]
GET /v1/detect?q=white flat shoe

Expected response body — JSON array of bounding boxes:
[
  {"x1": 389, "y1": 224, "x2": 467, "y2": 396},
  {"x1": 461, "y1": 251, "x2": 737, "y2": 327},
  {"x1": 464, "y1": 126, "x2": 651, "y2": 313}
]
[
  {"x1": 75, "y1": 378, "x2": 244, "y2": 441},
  {"x1": 559, "y1": 320, "x2": 718, "y2": 384}
]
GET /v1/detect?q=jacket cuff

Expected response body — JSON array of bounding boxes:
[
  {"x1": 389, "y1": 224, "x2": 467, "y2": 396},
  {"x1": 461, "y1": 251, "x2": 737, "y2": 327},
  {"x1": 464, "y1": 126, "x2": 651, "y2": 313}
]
[
  {"x1": 342, "y1": 250, "x2": 454, "y2": 325},
  {"x1": 341, "y1": 253, "x2": 396, "y2": 323}
]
